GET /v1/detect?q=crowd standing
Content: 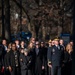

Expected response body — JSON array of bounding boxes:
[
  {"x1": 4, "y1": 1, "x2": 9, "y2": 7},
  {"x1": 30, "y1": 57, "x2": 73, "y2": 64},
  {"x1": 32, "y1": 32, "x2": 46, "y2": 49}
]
[{"x1": 0, "y1": 37, "x2": 73, "y2": 75}]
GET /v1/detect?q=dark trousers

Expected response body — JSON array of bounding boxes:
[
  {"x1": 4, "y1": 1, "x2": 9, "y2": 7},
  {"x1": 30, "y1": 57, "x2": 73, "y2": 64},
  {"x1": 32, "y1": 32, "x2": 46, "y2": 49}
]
[
  {"x1": 10, "y1": 67, "x2": 20, "y2": 75},
  {"x1": 35, "y1": 67, "x2": 42, "y2": 75},
  {"x1": 48, "y1": 67, "x2": 51, "y2": 75},
  {"x1": 51, "y1": 66, "x2": 61, "y2": 75},
  {"x1": 21, "y1": 70, "x2": 32, "y2": 75},
  {"x1": 42, "y1": 66, "x2": 48, "y2": 75},
  {"x1": 4, "y1": 69, "x2": 10, "y2": 75}
]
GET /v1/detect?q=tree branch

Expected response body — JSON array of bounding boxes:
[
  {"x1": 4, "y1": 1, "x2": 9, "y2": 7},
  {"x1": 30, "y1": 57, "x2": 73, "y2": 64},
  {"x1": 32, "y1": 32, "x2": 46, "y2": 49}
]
[{"x1": 12, "y1": 0, "x2": 30, "y2": 22}]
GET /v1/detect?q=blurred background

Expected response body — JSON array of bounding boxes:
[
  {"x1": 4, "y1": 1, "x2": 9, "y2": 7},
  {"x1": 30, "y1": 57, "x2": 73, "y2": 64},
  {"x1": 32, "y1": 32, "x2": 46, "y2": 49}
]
[{"x1": 0, "y1": 0, "x2": 73, "y2": 42}]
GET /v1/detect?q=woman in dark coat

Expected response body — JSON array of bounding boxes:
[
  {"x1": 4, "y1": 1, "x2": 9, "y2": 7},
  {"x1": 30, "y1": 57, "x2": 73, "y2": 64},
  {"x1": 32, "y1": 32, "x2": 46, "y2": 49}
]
[
  {"x1": 20, "y1": 48, "x2": 32, "y2": 75},
  {"x1": 64, "y1": 43, "x2": 73, "y2": 75}
]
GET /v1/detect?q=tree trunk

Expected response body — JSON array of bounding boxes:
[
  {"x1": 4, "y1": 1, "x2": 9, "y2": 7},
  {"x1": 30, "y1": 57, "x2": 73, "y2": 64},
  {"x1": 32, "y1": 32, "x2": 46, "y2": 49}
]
[
  {"x1": 1, "y1": 0, "x2": 5, "y2": 38},
  {"x1": 5, "y1": 0, "x2": 11, "y2": 41}
]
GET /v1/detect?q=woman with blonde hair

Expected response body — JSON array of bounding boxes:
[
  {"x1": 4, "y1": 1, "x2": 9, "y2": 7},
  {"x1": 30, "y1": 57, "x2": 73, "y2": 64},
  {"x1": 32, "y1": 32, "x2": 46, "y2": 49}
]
[
  {"x1": 64, "y1": 43, "x2": 73, "y2": 75},
  {"x1": 27, "y1": 42, "x2": 35, "y2": 75},
  {"x1": 27, "y1": 42, "x2": 34, "y2": 53},
  {"x1": 66, "y1": 43, "x2": 73, "y2": 54}
]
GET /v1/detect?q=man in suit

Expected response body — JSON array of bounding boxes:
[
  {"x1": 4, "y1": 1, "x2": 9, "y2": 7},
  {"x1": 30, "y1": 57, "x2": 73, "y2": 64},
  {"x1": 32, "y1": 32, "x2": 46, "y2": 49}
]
[
  {"x1": 40, "y1": 41, "x2": 48, "y2": 75},
  {"x1": 8, "y1": 43, "x2": 20, "y2": 75},
  {"x1": 33, "y1": 41, "x2": 43, "y2": 75},
  {"x1": 47, "y1": 39, "x2": 64, "y2": 75}
]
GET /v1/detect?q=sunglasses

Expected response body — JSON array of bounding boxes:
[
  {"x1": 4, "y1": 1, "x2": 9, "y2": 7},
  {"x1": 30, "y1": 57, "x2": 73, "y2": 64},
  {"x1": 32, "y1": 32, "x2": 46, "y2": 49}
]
[
  {"x1": 36, "y1": 44, "x2": 39, "y2": 45},
  {"x1": 12, "y1": 46, "x2": 16, "y2": 47}
]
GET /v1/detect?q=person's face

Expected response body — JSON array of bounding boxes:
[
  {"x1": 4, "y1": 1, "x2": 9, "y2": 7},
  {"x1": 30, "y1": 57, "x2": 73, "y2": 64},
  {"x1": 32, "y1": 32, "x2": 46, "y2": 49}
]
[
  {"x1": 2, "y1": 40, "x2": 7, "y2": 45},
  {"x1": 15, "y1": 40, "x2": 19, "y2": 45},
  {"x1": 49, "y1": 42, "x2": 52, "y2": 46},
  {"x1": 11, "y1": 44, "x2": 16, "y2": 51},
  {"x1": 59, "y1": 40, "x2": 64, "y2": 45},
  {"x1": 70, "y1": 42, "x2": 73, "y2": 46},
  {"x1": 31, "y1": 38, "x2": 35, "y2": 43},
  {"x1": 21, "y1": 41, "x2": 25, "y2": 45},
  {"x1": 52, "y1": 41, "x2": 55, "y2": 46},
  {"x1": 35, "y1": 42, "x2": 39, "y2": 48},
  {"x1": 41, "y1": 42, "x2": 44, "y2": 47},
  {"x1": 8, "y1": 43, "x2": 12, "y2": 49},
  {"x1": 54, "y1": 40, "x2": 59, "y2": 45}
]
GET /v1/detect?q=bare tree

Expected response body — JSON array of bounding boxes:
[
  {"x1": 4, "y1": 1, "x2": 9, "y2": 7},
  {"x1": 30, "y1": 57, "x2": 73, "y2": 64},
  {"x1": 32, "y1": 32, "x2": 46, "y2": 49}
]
[{"x1": 4, "y1": 0, "x2": 11, "y2": 41}]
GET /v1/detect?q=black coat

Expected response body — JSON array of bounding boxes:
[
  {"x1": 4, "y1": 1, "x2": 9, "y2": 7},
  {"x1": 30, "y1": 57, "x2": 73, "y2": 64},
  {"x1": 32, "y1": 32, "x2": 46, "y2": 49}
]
[
  {"x1": 20, "y1": 53, "x2": 32, "y2": 70},
  {"x1": 0, "y1": 45, "x2": 6, "y2": 69},
  {"x1": 40, "y1": 47, "x2": 47, "y2": 66},
  {"x1": 8, "y1": 50, "x2": 20, "y2": 68},
  {"x1": 63, "y1": 51, "x2": 72, "y2": 75},
  {"x1": 4, "y1": 52, "x2": 10, "y2": 69},
  {"x1": 33, "y1": 47, "x2": 43, "y2": 75}
]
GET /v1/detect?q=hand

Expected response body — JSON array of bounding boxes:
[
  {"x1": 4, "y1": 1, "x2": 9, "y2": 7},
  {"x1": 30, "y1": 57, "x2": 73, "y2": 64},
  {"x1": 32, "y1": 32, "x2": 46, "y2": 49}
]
[
  {"x1": 48, "y1": 63, "x2": 52, "y2": 68},
  {"x1": 1, "y1": 66, "x2": 4, "y2": 73},
  {"x1": 42, "y1": 66, "x2": 45, "y2": 70},
  {"x1": 2, "y1": 66, "x2": 4, "y2": 69},
  {"x1": 20, "y1": 59, "x2": 23, "y2": 62},
  {"x1": 9, "y1": 66, "x2": 12, "y2": 72}
]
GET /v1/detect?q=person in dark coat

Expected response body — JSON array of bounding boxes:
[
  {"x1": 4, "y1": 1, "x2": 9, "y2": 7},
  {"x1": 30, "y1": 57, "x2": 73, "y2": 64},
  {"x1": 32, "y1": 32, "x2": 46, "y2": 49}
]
[
  {"x1": 33, "y1": 41, "x2": 43, "y2": 75},
  {"x1": 20, "y1": 48, "x2": 32, "y2": 75},
  {"x1": 15, "y1": 39, "x2": 20, "y2": 49},
  {"x1": 8, "y1": 43, "x2": 20, "y2": 75},
  {"x1": 20, "y1": 41, "x2": 27, "y2": 49},
  {"x1": 4, "y1": 43, "x2": 12, "y2": 75},
  {"x1": 4, "y1": 51, "x2": 10, "y2": 75},
  {"x1": 40, "y1": 41, "x2": 48, "y2": 75},
  {"x1": 47, "y1": 40, "x2": 52, "y2": 75},
  {"x1": 47, "y1": 39, "x2": 64, "y2": 75},
  {"x1": 59, "y1": 39, "x2": 65, "y2": 75},
  {"x1": 0, "y1": 45, "x2": 4, "y2": 75},
  {"x1": 63, "y1": 43, "x2": 73, "y2": 75},
  {"x1": 2, "y1": 39, "x2": 8, "y2": 52}
]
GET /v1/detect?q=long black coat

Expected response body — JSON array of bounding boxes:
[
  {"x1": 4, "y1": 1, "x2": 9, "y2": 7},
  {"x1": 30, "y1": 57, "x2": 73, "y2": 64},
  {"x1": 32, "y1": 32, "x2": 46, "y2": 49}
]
[
  {"x1": 20, "y1": 53, "x2": 32, "y2": 70},
  {"x1": 40, "y1": 47, "x2": 48, "y2": 75},
  {"x1": 40, "y1": 47, "x2": 47, "y2": 66},
  {"x1": 8, "y1": 50, "x2": 20, "y2": 68},
  {"x1": 63, "y1": 51, "x2": 72, "y2": 75},
  {"x1": 0, "y1": 45, "x2": 6, "y2": 69},
  {"x1": 33, "y1": 47, "x2": 43, "y2": 75}
]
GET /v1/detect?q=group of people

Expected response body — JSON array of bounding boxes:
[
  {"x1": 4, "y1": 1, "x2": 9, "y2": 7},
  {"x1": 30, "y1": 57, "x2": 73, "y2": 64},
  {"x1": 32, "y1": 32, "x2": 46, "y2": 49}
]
[{"x1": 0, "y1": 37, "x2": 73, "y2": 75}]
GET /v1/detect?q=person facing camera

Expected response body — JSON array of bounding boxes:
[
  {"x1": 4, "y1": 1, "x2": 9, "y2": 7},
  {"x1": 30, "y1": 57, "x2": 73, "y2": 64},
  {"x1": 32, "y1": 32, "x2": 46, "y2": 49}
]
[
  {"x1": 8, "y1": 43, "x2": 20, "y2": 75},
  {"x1": 48, "y1": 39, "x2": 64, "y2": 75},
  {"x1": 20, "y1": 48, "x2": 32, "y2": 75}
]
